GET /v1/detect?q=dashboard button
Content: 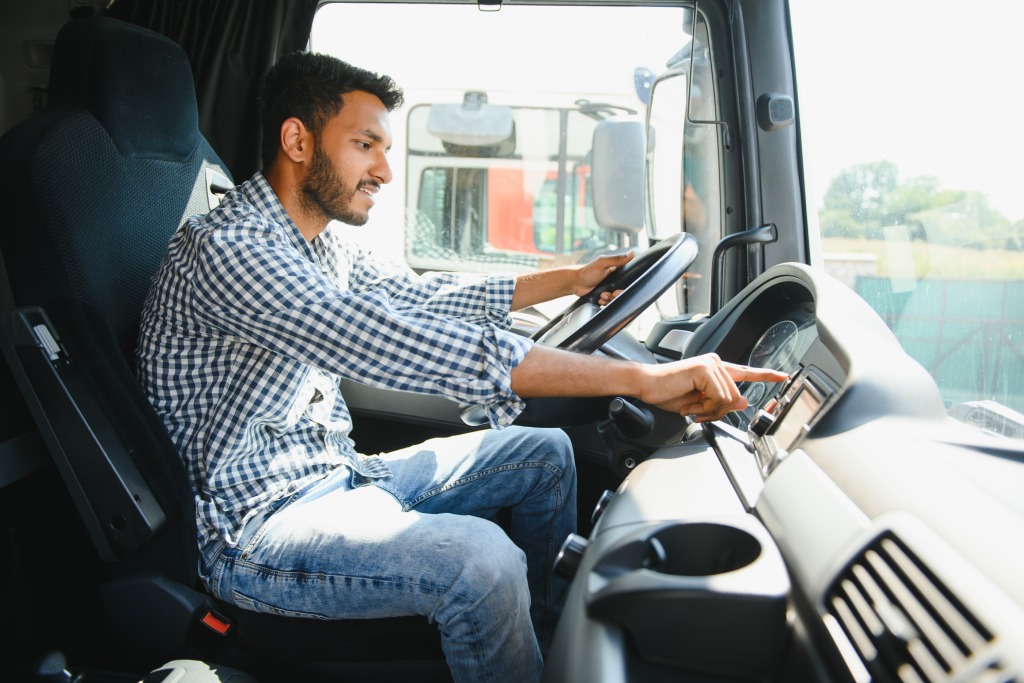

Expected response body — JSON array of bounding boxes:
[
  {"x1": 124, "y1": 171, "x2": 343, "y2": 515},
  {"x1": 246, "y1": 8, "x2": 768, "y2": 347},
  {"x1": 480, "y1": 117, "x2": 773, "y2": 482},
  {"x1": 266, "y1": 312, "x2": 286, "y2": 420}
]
[{"x1": 749, "y1": 409, "x2": 776, "y2": 437}]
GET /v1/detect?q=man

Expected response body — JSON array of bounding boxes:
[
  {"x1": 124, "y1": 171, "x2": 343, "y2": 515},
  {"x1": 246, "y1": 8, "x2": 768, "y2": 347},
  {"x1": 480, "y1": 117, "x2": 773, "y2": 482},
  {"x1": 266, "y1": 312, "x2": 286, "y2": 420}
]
[{"x1": 136, "y1": 52, "x2": 787, "y2": 683}]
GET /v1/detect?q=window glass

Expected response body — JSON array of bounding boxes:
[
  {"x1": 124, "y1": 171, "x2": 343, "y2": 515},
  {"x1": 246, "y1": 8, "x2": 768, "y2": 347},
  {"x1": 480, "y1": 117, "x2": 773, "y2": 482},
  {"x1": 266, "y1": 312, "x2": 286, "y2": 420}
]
[
  {"x1": 311, "y1": 3, "x2": 695, "y2": 295},
  {"x1": 646, "y1": 10, "x2": 722, "y2": 317},
  {"x1": 406, "y1": 104, "x2": 605, "y2": 271},
  {"x1": 790, "y1": 0, "x2": 1024, "y2": 436}
]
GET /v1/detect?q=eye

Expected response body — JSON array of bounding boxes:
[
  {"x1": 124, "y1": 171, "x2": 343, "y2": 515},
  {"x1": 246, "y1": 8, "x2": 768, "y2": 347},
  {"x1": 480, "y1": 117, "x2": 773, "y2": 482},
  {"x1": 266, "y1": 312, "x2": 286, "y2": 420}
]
[{"x1": 355, "y1": 141, "x2": 371, "y2": 150}]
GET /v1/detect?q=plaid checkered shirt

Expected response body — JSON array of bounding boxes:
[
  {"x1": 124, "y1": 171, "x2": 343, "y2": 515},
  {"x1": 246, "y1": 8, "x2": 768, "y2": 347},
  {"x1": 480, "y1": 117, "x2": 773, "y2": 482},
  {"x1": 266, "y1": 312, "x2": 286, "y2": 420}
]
[{"x1": 136, "y1": 172, "x2": 532, "y2": 549}]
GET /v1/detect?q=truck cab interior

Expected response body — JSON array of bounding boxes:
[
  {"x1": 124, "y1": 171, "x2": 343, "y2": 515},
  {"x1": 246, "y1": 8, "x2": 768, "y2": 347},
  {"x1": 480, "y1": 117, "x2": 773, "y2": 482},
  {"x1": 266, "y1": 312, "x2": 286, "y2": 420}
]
[{"x1": 1, "y1": 1, "x2": 1022, "y2": 683}]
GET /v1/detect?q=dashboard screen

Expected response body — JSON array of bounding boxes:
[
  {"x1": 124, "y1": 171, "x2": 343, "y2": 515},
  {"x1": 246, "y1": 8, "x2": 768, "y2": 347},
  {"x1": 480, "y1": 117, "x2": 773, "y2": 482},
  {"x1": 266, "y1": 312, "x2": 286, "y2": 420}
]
[{"x1": 771, "y1": 381, "x2": 823, "y2": 451}]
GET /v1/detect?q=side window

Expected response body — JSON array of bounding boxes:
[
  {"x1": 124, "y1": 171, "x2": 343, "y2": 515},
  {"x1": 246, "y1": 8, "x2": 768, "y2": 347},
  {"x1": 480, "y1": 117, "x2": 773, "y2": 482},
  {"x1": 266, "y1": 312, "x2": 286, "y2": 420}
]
[
  {"x1": 648, "y1": 9, "x2": 724, "y2": 317},
  {"x1": 791, "y1": 0, "x2": 1024, "y2": 431},
  {"x1": 682, "y1": 18, "x2": 723, "y2": 314}
]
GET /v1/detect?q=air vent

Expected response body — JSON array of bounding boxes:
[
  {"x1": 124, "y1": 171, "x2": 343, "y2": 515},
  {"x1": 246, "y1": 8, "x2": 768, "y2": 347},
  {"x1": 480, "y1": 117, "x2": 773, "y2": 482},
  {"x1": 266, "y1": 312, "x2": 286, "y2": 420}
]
[{"x1": 823, "y1": 532, "x2": 1013, "y2": 683}]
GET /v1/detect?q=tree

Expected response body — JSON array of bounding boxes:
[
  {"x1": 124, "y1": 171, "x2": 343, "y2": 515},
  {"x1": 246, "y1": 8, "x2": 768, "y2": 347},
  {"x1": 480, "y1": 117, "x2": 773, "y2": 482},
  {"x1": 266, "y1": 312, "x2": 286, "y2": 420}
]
[
  {"x1": 819, "y1": 161, "x2": 991, "y2": 242},
  {"x1": 822, "y1": 161, "x2": 898, "y2": 220}
]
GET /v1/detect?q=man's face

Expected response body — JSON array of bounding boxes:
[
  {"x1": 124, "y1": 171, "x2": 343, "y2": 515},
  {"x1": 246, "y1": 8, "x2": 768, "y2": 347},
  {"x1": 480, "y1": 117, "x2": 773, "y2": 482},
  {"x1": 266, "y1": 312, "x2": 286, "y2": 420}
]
[{"x1": 299, "y1": 90, "x2": 394, "y2": 227}]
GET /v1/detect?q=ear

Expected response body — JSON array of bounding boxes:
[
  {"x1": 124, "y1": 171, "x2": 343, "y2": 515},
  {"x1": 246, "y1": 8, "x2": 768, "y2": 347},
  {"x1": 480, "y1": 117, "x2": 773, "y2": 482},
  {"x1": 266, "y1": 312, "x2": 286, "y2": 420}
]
[{"x1": 279, "y1": 117, "x2": 313, "y2": 164}]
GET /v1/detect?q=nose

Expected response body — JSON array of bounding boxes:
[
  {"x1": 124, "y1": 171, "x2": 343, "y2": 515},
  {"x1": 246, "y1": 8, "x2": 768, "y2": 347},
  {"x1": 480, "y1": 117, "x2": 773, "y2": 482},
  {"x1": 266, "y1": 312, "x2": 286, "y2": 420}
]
[{"x1": 372, "y1": 150, "x2": 393, "y2": 185}]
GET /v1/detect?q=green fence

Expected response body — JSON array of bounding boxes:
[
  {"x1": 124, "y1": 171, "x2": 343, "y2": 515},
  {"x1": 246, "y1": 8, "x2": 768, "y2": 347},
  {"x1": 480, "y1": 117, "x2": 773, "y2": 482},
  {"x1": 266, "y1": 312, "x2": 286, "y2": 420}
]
[{"x1": 854, "y1": 277, "x2": 1024, "y2": 414}]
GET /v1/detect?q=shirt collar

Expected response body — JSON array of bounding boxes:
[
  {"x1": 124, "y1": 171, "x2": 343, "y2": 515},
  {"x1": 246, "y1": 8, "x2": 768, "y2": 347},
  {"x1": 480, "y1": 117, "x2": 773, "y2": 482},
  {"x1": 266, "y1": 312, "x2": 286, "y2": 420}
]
[{"x1": 241, "y1": 171, "x2": 319, "y2": 261}]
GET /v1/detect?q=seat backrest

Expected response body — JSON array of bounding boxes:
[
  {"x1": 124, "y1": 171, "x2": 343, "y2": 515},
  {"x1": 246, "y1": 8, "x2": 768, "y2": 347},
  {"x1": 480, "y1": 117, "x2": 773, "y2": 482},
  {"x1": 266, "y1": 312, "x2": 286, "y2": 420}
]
[
  {"x1": 0, "y1": 18, "x2": 445, "y2": 668},
  {"x1": 0, "y1": 16, "x2": 232, "y2": 583},
  {"x1": 2, "y1": 15, "x2": 232, "y2": 361}
]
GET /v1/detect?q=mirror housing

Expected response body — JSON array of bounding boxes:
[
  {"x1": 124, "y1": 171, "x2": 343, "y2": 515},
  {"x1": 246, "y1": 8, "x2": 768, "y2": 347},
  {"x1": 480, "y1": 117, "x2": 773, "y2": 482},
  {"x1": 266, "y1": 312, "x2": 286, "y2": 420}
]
[
  {"x1": 591, "y1": 115, "x2": 645, "y2": 233},
  {"x1": 633, "y1": 67, "x2": 655, "y2": 105},
  {"x1": 426, "y1": 91, "x2": 514, "y2": 147}
]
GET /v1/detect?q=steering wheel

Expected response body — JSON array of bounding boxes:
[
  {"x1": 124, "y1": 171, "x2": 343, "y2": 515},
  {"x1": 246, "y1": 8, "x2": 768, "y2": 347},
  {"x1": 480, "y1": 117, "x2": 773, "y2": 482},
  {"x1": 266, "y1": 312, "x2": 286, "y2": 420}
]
[
  {"x1": 532, "y1": 232, "x2": 699, "y2": 352},
  {"x1": 460, "y1": 233, "x2": 698, "y2": 427}
]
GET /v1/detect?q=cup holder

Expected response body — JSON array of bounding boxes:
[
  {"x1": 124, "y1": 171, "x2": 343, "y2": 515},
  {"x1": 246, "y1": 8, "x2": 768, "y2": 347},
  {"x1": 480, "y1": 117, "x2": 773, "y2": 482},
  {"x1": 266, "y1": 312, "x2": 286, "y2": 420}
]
[
  {"x1": 645, "y1": 522, "x2": 762, "y2": 576},
  {"x1": 585, "y1": 517, "x2": 790, "y2": 679}
]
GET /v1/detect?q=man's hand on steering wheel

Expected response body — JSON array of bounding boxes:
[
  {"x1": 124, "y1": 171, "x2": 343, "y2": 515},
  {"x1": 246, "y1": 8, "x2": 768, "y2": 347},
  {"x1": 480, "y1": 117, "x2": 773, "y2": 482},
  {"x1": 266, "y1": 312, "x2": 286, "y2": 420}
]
[
  {"x1": 572, "y1": 250, "x2": 635, "y2": 301},
  {"x1": 530, "y1": 233, "x2": 699, "y2": 352}
]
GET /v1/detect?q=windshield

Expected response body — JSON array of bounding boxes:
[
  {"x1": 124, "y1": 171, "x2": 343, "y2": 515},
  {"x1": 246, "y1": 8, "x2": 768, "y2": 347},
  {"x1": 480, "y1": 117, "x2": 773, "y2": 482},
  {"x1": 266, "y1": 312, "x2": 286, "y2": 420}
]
[
  {"x1": 790, "y1": 0, "x2": 1024, "y2": 438},
  {"x1": 310, "y1": 4, "x2": 695, "y2": 303}
]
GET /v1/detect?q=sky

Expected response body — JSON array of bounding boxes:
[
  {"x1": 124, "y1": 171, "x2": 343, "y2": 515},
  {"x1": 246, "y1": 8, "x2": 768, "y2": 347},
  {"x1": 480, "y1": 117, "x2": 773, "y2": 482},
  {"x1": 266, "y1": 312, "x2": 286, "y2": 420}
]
[
  {"x1": 789, "y1": 0, "x2": 1024, "y2": 223},
  {"x1": 312, "y1": 5, "x2": 682, "y2": 102}
]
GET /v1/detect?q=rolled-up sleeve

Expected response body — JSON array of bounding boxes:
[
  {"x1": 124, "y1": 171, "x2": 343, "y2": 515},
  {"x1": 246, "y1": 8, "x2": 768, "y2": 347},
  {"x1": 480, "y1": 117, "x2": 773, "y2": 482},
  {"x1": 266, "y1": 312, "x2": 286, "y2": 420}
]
[
  {"x1": 341, "y1": 242, "x2": 519, "y2": 328},
  {"x1": 194, "y1": 226, "x2": 534, "y2": 428}
]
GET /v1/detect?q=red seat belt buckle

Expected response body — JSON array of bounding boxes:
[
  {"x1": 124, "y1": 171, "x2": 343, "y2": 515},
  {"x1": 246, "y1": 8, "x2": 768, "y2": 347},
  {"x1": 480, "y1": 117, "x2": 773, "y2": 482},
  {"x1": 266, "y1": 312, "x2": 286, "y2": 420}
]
[{"x1": 200, "y1": 609, "x2": 233, "y2": 636}]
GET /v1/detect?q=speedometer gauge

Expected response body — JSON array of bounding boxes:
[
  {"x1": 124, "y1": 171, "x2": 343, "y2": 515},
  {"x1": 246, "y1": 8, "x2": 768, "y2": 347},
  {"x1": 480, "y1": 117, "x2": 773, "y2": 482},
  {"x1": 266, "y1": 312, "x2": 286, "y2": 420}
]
[
  {"x1": 724, "y1": 314, "x2": 816, "y2": 431},
  {"x1": 723, "y1": 319, "x2": 802, "y2": 431},
  {"x1": 749, "y1": 320, "x2": 800, "y2": 371}
]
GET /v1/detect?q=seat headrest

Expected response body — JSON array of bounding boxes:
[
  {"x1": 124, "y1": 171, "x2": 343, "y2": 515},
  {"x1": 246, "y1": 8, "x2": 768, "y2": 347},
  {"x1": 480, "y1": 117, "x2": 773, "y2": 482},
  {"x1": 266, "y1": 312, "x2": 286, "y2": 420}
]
[{"x1": 47, "y1": 16, "x2": 199, "y2": 160}]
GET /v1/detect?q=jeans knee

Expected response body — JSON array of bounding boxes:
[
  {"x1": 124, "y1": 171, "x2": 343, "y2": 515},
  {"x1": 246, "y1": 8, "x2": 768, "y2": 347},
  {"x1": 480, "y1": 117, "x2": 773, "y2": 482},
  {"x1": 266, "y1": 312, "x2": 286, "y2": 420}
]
[
  {"x1": 548, "y1": 428, "x2": 574, "y2": 473},
  {"x1": 434, "y1": 522, "x2": 542, "y2": 682},
  {"x1": 454, "y1": 524, "x2": 530, "y2": 604},
  {"x1": 520, "y1": 426, "x2": 574, "y2": 475}
]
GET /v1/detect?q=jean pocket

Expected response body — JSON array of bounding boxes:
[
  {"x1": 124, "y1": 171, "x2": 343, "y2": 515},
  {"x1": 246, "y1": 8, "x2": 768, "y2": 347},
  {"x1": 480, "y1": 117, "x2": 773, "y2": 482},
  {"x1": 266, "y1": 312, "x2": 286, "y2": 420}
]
[{"x1": 229, "y1": 588, "x2": 330, "y2": 620}]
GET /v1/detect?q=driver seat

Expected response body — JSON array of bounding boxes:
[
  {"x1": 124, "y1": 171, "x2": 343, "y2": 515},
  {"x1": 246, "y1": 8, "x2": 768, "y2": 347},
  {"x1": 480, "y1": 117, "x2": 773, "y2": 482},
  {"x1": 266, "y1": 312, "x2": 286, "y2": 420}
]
[{"x1": 0, "y1": 15, "x2": 441, "y2": 676}]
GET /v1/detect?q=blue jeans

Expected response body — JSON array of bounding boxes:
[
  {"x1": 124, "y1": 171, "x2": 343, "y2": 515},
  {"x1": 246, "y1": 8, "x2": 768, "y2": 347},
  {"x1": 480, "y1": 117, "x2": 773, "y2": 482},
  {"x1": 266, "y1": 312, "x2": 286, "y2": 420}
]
[{"x1": 200, "y1": 426, "x2": 577, "y2": 683}]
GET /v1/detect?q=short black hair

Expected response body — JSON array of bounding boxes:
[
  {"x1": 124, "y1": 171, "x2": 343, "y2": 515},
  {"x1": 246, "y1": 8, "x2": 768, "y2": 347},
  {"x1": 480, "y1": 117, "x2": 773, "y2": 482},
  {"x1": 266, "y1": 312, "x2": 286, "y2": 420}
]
[{"x1": 258, "y1": 51, "x2": 405, "y2": 171}]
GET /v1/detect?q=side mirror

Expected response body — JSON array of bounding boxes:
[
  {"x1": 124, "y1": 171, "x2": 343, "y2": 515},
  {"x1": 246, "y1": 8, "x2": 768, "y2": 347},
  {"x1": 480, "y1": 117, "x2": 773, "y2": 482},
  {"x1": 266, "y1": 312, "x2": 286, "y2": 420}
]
[{"x1": 591, "y1": 116, "x2": 645, "y2": 233}]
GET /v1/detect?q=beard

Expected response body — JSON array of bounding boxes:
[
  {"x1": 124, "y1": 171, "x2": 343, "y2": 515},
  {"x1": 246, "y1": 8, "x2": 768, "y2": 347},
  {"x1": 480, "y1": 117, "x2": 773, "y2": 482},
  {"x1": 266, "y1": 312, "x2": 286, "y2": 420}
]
[{"x1": 299, "y1": 141, "x2": 372, "y2": 226}]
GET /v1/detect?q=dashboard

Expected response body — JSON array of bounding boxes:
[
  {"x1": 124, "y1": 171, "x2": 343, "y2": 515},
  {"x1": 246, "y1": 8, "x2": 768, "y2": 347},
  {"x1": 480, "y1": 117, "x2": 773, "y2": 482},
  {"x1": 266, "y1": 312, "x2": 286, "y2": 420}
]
[{"x1": 543, "y1": 263, "x2": 1024, "y2": 683}]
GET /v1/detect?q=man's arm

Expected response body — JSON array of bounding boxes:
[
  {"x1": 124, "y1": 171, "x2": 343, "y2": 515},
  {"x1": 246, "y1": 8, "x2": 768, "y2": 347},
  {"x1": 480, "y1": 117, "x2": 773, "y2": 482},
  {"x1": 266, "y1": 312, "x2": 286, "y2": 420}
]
[
  {"x1": 510, "y1": 344, "x2": 789, "y2": 423},
  {"x1": 511, "y1": 251, "x2": 634, "y2": 310}
]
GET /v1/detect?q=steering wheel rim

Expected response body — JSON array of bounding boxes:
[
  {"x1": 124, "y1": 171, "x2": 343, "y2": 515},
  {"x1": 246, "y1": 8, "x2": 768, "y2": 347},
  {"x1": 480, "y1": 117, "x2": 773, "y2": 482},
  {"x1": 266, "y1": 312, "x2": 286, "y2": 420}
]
[{"x1": 532, "y1": 232, "x2": 699, "y2": 353}]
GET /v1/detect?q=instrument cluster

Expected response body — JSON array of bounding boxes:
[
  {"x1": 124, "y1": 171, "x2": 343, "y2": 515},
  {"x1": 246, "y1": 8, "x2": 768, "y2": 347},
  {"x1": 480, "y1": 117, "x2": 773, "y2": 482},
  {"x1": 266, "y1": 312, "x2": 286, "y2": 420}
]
[{"x1": 723, "y1": 308, "x2": 817, "y2": 432}]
